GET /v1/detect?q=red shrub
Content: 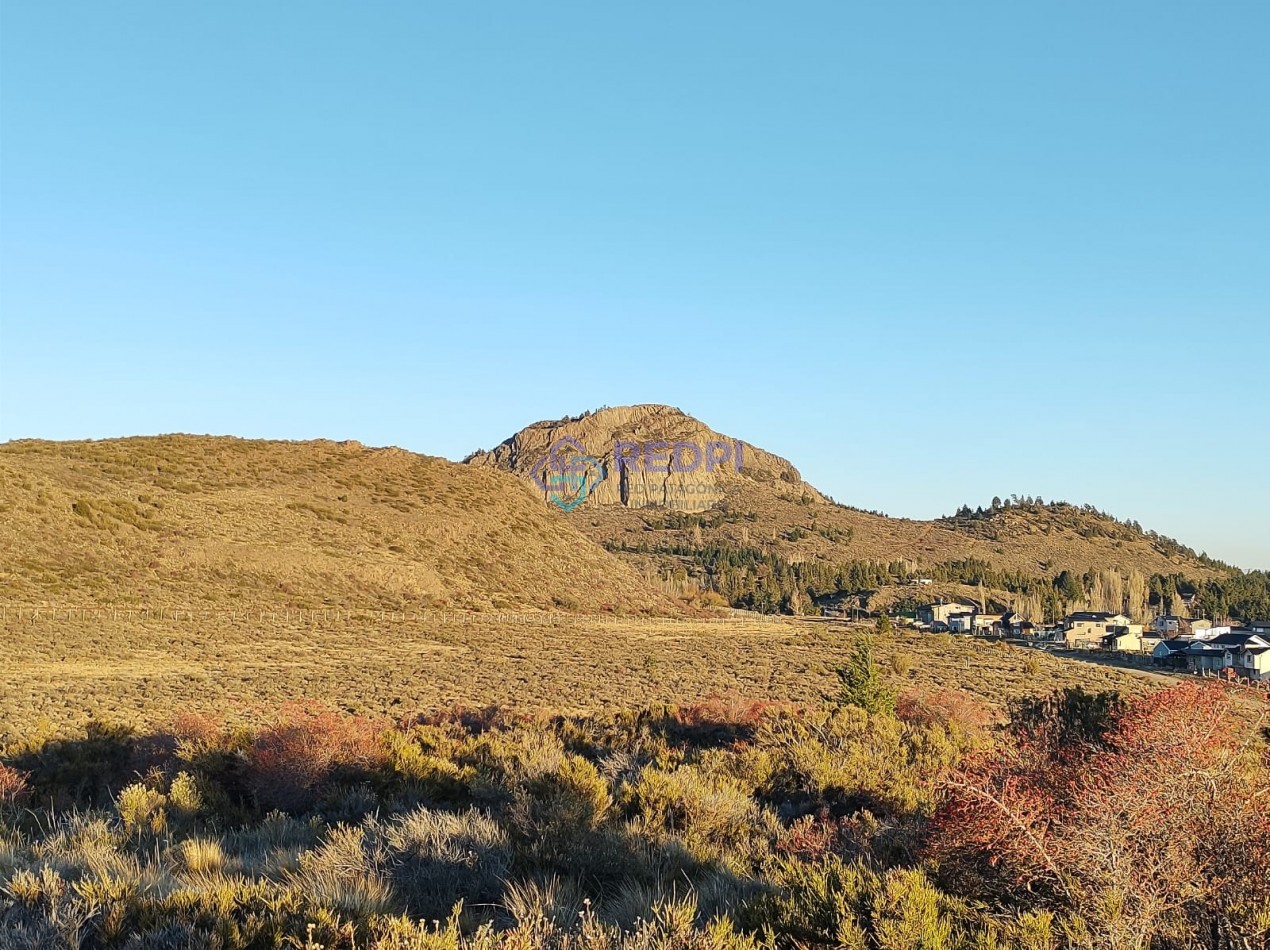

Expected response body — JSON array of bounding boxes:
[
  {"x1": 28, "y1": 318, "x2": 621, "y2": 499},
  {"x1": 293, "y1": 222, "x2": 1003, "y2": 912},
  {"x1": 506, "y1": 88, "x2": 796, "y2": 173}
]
[
  {"x1": 172, "y1": 710, "x2": 224, "y2": 747},
  {"x1": 0, "y1": 763, "x2": 30, "y2": 807},
  {"x1": 245, "y1": 703, "x2": 387, "y2": 811},
  {"x1": 928, "y1": 683, "x2": 1270, "y2": 941},
  {"x1": 673, "y1": 694, "x2": 787, "y2": 729},
  {"x1": 897, "y1": 687, "x2": 997, "y2": 734}
]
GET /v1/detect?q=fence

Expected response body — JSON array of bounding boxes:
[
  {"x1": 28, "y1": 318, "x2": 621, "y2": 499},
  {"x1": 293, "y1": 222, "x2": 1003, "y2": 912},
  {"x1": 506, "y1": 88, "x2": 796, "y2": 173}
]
[{"x1": 0, "y1": 605, "x2": 768, "y2": 626}]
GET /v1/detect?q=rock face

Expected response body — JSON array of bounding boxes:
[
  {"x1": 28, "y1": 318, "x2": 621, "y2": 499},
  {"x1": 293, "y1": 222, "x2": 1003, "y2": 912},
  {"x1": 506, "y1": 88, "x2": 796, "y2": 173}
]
[{"x1": 465, "y1": 404, "x2": 821, "y2": 513}]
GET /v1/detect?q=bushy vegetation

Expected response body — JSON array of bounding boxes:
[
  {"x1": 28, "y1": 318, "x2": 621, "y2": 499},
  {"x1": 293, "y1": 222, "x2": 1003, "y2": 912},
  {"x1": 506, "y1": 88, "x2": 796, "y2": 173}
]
[
  {"x1": 2, "y1": 678, "x2": 1266, "y2": 948},
  {"x1": 609, "y1": 533, "x2": 1270, "y2": 623}
]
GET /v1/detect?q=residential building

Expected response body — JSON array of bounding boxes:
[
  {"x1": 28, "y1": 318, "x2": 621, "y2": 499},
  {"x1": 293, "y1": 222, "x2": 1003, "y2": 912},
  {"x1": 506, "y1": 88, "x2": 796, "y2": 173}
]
[
  {"x1": 1152, "y1": 639, "x2": 1191, "y2": 669},
  {"x1": 917, "y1": 602, "x2": 978, "y2": 627},
  {"x1": 1062, "y1": 612, "x2": 1132, "y2": 649},
  {"x1": 1102, "y1": 625, "x2": 1146, "y2": 652},
  {"x1": 1233, "y1": 645, "x2": 1270, "y2": 681}
]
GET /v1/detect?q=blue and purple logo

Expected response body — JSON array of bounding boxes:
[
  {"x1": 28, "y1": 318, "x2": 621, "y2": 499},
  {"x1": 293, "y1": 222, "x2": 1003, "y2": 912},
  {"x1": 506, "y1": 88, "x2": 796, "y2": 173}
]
[
  {"x1": 530, "y1": 437, "x2": 607, "y2": 512},
  {"x1": 531, "y1": 436, "x2": 744, "y2": 512}
]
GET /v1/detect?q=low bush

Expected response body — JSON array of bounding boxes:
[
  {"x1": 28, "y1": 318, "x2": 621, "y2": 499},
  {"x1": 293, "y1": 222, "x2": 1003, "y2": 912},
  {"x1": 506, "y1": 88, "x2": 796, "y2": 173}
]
[{"x1": 0, "y1": 686, "x2": 1264, "y2": 947}]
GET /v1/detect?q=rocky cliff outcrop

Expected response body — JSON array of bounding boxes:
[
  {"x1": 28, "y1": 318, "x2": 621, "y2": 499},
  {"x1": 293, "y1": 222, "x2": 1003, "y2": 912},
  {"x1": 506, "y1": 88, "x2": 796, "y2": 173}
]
[{"x1": 465, "y1": 404, "x2": 822, "y2": 513}]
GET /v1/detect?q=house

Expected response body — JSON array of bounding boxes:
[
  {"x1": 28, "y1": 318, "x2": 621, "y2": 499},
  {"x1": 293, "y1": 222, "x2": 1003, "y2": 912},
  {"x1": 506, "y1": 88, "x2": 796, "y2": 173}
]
[
  {"x1": 1190, "y1": 625, "x2": 1231, "y2": 641},
  {"x1": 1183, "y1": 631, "x2": 1270, "y2": 675},
  {"x1": 1233, "y1": 645, "x2": 1270, "y2": 681},
  {"x1": 1207, "y1": 630, "x2": 1268, "y2": 650},
  {"x1": 1184, "y1": 640, "x2": 1233, "y2": 674},
  {"x1": 973, "y1": 612, "x2": 1006, "y2": 635},
  {"x1": 1102, "y1": 625, "x2": 1145, "y2": 653},
  {"x1": 1152, "y1": 639, "x2": 1192, "y2": 669},
  {"x1": 996, "y1": 611, "x2": 1039, "y2": 637},
  {"x1": 917, "y1": 602, "x2": 978, "y2": 627},
  {"x1": 947, "y1": 611, "x2": 976, "y2": 633},
  {"x1": 1249, "y1": 620, "x2": 1270, "y2": 637},
  {"x1": 1153, "y1": 616, "x2": 1212, "y2": 636},
  {"x1": 1062, "y1": 612, "x2": 1132, "y2": 649}
]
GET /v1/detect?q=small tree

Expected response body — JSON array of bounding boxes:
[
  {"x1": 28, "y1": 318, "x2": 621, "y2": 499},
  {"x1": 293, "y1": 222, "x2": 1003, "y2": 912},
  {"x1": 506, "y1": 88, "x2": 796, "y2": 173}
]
[
  {"x1": 836, "y1": 637, "x2": 896, "y2": 715},
  {"x1": 875, "y1": 613, "x2": 894, "y2": 635}
]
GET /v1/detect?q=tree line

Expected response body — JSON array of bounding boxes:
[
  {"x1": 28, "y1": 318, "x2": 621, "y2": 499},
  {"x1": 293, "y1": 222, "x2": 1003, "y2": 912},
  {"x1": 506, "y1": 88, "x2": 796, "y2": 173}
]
[{"x1": 607, "y1": 539, "x2": 1270, "y2": 623}]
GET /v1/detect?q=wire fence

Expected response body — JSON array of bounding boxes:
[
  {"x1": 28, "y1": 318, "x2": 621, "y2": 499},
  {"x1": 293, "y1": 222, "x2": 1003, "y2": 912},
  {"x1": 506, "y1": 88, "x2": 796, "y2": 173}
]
[{"x1": 0, "y1": 605, "x2": 769, "y2": 625}]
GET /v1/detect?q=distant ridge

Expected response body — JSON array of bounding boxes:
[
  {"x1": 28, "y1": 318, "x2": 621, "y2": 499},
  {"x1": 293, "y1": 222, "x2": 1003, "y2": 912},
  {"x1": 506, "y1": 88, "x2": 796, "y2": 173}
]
[{"x1": 469, "y1": 404, "x2": 1230, "y2": 583}]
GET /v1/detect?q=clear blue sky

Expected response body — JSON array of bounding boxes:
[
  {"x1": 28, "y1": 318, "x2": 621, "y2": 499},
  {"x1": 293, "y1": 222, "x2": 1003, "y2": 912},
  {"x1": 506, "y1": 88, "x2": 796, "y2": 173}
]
[{"x1": 1, "y1": 2, "x2": 1267, "y2": 569}]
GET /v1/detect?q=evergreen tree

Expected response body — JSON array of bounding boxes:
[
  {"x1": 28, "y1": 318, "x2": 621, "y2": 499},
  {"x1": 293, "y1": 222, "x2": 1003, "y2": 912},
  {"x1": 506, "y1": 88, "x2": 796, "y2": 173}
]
[{"x1": 835, "y1": 637, "x2": 896, "y2": 715}]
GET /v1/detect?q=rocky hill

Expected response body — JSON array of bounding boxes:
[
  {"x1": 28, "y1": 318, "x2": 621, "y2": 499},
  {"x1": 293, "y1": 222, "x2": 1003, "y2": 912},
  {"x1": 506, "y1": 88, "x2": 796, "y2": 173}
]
[
  {"x1": 468, "y1": 405, "x2": 1229, "y2": 587},
  {"x1": 466, "y1": 404, "x2": 819, "y2": 512},
  {"x1": 0, "y1": 436, "x2": 676, "y2": 613}
]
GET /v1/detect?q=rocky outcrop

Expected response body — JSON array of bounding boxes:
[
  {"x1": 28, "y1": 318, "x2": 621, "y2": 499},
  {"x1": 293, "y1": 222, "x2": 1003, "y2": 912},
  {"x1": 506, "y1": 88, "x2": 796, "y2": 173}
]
[{"x1": 465, "y1": 404, "x2": 821, "y2": 513}]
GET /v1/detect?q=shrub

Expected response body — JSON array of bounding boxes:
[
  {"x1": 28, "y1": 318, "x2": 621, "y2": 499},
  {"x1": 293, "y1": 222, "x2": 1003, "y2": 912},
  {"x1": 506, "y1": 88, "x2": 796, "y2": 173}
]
[
  {"x1": 0, "y1": 764, "x2": 30, "y2": 808},
  {"x1": 508, "y1": 753, "x2": 613, "y2": 865},
  {"x1": 116, "y1": 781, "x2": 167, "y2": 835},
  {"x1": 245, "y1": 703, "x2": 387, "y2": 812},
  {"x1": 178, "y1": 836, "x2": 226, "y2": 874},
  {"x1": 378, "y1": 806, "x2": 511, "y2": 920},
  {"x1": 750, "y1": 856, "x2": 978, "y2": 948},
  {"x1": 929, "y1": 683, "x2": 1270, "y2": 945},
  {"x1": 629, "y1": 765, "x2": 774, "y2": 867},
  {"x1": 8, "y1": 720, "x2": 135, "y2": 809},
  {"x1": 896, "y1": 688, "x2": 995, "y2": 736}
]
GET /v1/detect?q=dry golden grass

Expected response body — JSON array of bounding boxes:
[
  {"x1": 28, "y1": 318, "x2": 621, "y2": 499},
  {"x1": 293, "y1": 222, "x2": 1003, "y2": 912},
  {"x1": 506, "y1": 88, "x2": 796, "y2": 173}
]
[
  {"x1": 0, "y1": 613, "x2": 1163, "y2": 739},
  {"x1": 0, "y1": 435, "x2": 675, "y2": 614}
]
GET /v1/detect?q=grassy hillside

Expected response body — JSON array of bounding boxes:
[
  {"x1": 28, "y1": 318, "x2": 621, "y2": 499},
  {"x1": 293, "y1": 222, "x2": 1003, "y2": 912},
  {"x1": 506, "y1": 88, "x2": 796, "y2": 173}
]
[
  {"x1": 469, "y1": 406, "x2": 1231, "y2": 609},
  {"x1": 0, "y1": 436, "x2": 674, "y2": 613}
]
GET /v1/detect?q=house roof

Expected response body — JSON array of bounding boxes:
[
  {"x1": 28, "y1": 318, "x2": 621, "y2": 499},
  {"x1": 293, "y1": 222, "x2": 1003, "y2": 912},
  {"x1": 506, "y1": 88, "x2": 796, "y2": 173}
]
[
  {"x1": 1067, "y1": 611, "x2": 1117, "y2": 622},
  {"x1": 1209, "y1": 632, "x2": 1260, "y2": 646},
  {"x1": 1185, "y1": 641, "x2": 1231, "y2": 654},
  {"x1": 1156, "y1": 639, "x2": 1190, "y2": 653}
]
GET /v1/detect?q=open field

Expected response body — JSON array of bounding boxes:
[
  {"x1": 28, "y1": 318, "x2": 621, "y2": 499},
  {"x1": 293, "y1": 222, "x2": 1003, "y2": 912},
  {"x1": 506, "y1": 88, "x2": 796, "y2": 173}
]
[
  {"x1": 2, "y1": 613, "x2": 1266, "y2": 947},
  {"x1": 0, "y1": 613, "x2": 1164, "y2": 738}
]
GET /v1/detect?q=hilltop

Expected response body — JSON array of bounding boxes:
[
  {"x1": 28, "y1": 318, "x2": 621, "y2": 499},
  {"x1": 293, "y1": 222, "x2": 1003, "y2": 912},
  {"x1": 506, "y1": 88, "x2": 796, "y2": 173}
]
[
  {"x1": 0, "y1": 436, "x2": 674, "y2": 613},
  {"x1": 468, "y1": 405, "x2": 1225, "y2": 579},
  {"x1": 468, "y1": 405, "x2": 1238, "y2": 617}
]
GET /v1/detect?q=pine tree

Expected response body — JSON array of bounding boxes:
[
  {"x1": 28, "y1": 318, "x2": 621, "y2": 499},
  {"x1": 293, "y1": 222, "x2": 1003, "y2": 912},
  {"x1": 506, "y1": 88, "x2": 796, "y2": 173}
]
[{"x1": 836, "y1": 637, "x2": 896, "y2": 715}]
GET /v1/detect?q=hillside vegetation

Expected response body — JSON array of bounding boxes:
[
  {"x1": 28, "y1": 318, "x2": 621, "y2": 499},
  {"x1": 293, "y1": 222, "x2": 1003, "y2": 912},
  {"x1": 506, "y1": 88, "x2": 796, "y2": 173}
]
[
  {"x1": 2, "y1": 652, "x2": 1265, "y2": 948},
  {"x1": 469, "y1": 406, "x2": 1254, "y2": 621},
  {"x1": 0, "y1": 436, "x2": 673, "y2": 614}
]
